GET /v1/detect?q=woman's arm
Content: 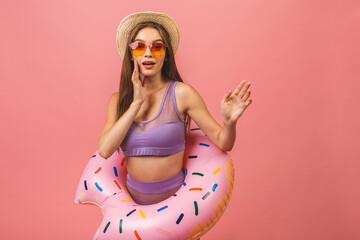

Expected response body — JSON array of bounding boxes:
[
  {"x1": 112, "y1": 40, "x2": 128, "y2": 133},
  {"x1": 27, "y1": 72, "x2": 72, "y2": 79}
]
[
  {"x1": 98, "y1": 59, "x2": 148, "y2": 158},
  {"x1": 97, "y1": 93, "x2": 142, "y2": 159},
  {"x1": 178, "y1": 80, "x2": 252, "y2": 151}
]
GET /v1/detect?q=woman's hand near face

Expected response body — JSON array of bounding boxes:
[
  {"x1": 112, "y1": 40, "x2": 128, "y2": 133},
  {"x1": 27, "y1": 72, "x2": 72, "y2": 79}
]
[
  {"x1": 131, "y1": 59, "x2": 149, "y2": 105},
  {"x1": 221, "y1": 80, "x2": 252, "y2": 125}
]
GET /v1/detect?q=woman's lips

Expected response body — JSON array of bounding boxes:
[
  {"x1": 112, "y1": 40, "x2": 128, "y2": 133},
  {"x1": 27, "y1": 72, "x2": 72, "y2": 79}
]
[{"x1": 143, "y1": 64, "x2": 155, "y2": 69}]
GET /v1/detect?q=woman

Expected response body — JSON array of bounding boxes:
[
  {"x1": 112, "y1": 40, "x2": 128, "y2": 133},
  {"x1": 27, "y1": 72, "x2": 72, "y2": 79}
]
[{"x1": 97, "y1": 11, "x2": 252, "y2": 205}]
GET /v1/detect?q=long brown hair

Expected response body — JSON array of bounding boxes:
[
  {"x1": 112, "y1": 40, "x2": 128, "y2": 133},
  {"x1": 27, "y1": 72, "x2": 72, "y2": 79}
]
[{"x1": 116, "y1": 22, "x2": 191, "y2": 153}]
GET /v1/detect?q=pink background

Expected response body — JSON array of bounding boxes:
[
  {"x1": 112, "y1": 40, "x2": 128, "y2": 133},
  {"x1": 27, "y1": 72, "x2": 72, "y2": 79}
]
[{"x1": 1, "y1": 0, "x2": 359, "y2": 239}]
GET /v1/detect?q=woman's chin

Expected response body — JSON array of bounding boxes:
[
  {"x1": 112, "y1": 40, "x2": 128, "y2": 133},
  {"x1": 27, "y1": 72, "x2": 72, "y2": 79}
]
[{"x1": 140, "y1": 71, "x2": 159, "y2": 78}]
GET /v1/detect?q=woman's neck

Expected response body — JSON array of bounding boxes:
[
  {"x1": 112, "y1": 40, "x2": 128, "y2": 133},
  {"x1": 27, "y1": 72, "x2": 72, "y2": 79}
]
[{"x1": 145, "y1": 74, "x2": 169, "y2": 92}]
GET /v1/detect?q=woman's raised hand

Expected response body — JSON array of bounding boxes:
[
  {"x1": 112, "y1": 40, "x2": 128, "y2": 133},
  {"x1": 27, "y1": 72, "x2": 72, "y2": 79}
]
[
  {"x1": 221, "y1": 80, "x2": 252, "y2": 125},
  {"x1": 131, "y1": 59, "x2": 148, "y2": 105}
]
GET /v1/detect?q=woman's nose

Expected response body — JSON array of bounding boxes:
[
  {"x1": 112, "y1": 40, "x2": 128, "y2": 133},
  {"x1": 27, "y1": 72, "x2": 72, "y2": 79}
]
[{"x1": 144, "y1": 45, "x2": 153, "y2": 57}]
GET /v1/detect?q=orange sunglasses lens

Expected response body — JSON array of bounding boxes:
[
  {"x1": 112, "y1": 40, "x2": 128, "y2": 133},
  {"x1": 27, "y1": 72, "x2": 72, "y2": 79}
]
[{"x1": 130, "y1": 42, "x2": 166, "y2": 56}]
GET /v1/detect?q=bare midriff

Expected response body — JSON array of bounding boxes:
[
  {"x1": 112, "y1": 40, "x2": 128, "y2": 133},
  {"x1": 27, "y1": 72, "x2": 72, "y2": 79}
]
[{"x1": 125, "y1": 150, "x2": 185, "y2": 182}]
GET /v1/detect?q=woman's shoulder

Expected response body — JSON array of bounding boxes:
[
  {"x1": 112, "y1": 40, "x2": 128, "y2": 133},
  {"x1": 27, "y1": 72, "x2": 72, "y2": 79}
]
[
  {"x1": 174, "y1": 81, "x2": 199, "y2": 99},
  {"x1": 174, "y1": 81, "x2": 196, "y2": 93},
  {"x1": 173, "y1": 81, "x2": 204, "y2": 113},
  {"x1": 110, "y1": 91, "x2": 120, "y2": 101},
  {"x1": 107, "y1": 92, "x2": 119, "y2": 109}
]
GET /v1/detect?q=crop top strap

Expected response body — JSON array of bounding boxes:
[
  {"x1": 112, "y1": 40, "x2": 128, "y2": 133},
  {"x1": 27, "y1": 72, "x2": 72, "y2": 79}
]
[
  {"x1": 170, "y1": 80, "x2": 186, "y2": 123},
  {"x1": 160, "y1": 80, "x2": 185, "y2": 123}
]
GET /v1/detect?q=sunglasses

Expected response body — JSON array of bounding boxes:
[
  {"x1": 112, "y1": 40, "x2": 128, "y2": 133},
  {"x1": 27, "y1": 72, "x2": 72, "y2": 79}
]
[{"x1": 129, "y1": 41, "x2": 167, "y2": 57}]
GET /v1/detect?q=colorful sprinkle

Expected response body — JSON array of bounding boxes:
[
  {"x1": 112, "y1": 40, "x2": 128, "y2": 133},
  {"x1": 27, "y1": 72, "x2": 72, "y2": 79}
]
[
  {"x1": 157, "y1": 228, "x2": 171, "y2": 236},
  {"x1": 192, "y1": 172, "x2": 204, "y2": 176},
  {"x1": 95, "y1": 182, "x2": 103, "y2": 191},
  {"x1": 173, "y1": 193, "x2": 177, "y2": 197},
  {"x1": 84, "y1": 180, "x2": 88, "y2": 190},
  {"x1": 213, "y1": 168, "x2": 221, "y2": 175},
  {"x1": 157, "y1": 205, "x2": 168, "y2": 212},
  {"x1": 199, "y1": 143, "x2": 210, "y2": 147},
  {"x1": 121, "y1": 157, "x2": 125, "y2": 166},
  {"x1": 134, "y1": 230, "x2": 142, "y2": 240},
  {"x1": 121, "y1": 200, "x2": 131, "y2": 202},
  {"x1": 113, "y1": 166, "x2": 118, "y2": 177},
  {"x1": 202, "y1": 192, "x2": 210, "y2": 200},
  {"x1": 189, "y1": 188, "x2": 202, "y2": 191},
  {"x1": 176, "y1": 213, "x2": 184, "y2": 224},
  {"x1": 212, "y1": 183, "x2": 218, "y2": 192},
  {"x1": 185, "y1": 168, "x2": 187, "y2": 176},
  {"x1": 188, "y1": 155, "x2": 198, "y2": 159},
  {"x1": 92, "y1": 154, "x2": 96, "y2": 158},
  {"x1": 95, "y1": 167, "x2": 102, "y2": 174},
  {"x1": 183, "y1": 182, "x2": 187, "y2": 186},
  {"x1": 194, "y1": 201, "x2": 199, "y2": 216},
  {"x1": 139, "y1": 209, "x2": 146, "y2": 219},
  {"x1": 103, "y1": 221, "x2": 110, "y2": 233},
  {"x1": 114, "y1": 180, "x2": 121, "y2": 190},
  {"x1": 190, "y1": 128, "x2": 200, "y2": 131},
  {"x1": 119, "y1": 219, "x2": 122, "y2": 233},
  {"x1": 126, "y1": 209, "x2": 136, "y2": 217}
]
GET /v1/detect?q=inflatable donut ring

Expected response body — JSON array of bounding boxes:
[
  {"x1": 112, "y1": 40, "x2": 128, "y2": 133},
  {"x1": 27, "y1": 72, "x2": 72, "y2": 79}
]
[{"x1": 75, "y1": 122, "x2": 235, "y2": 240}]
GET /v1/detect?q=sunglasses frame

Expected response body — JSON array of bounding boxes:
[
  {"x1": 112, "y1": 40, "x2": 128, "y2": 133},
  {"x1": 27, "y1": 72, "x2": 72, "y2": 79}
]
[{"x1": 129, "y1": 41, "x2": 168, "y2": 57}]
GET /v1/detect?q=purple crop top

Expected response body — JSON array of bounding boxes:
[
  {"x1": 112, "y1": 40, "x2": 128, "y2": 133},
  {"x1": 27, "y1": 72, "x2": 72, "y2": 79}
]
[{"x1": 119, "y1": 80, "x2": 186, "y2": 157}]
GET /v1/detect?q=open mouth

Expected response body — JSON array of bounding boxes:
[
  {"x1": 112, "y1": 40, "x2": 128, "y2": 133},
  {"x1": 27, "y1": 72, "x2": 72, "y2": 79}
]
[
  {"x1": 143, "y1": 64, "x2": 154, "y2": 69},
  {"x1": 142, "y1": 62, "x2": 155, "y2": 69}
]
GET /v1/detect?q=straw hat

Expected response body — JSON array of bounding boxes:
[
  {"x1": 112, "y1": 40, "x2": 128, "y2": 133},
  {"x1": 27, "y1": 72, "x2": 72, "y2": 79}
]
[{"x1": 116, "y1": 11, "x2": 180, "y2": 60}]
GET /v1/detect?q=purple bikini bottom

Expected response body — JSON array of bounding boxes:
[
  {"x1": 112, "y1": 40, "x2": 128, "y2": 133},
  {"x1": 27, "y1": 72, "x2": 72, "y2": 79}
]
[{"x1": 126, "y1": 169, "x2": 185, "y2": 205}]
